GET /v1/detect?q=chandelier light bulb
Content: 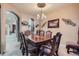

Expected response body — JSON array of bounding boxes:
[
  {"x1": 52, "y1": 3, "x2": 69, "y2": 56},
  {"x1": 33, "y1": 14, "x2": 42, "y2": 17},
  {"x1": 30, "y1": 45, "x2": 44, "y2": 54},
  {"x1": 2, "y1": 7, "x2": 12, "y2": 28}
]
[{"x1": 37, "y1": 14, "x2": 40, "y2": 19}]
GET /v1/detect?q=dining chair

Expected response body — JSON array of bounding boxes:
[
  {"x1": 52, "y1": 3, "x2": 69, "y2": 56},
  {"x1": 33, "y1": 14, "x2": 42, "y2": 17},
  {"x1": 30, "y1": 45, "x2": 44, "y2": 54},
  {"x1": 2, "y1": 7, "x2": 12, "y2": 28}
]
[
  {"x1": 39, "y1": 32, "x2": 62, "y2": 56},
  {"x1": 46, "y1": 31, "x2": 52, "y2": 39},
  {"x1": 39, "y1": 36, "x2": 55, "y2": 56},
  {"x1": 19, "y1": 32, "x2": 24, "y2": 50},
  {"x1": 40, "y1": 30, "x2": 45, "y2": 36},
  {"x1": 19, "y1": 32, "x2": 26, "y2": 55},
  {"x1": 36, "y1": 30, "x2": 40, "y2": 35},
  {"x1": 52, "y1": 32, "x2": 62, "y2": 56},
  {"x1": 24, "y1": 30, "x2": 31, "y2": 36},
  {"x1": 21, "y1": 33, "x2": 38, "y2": 56}
]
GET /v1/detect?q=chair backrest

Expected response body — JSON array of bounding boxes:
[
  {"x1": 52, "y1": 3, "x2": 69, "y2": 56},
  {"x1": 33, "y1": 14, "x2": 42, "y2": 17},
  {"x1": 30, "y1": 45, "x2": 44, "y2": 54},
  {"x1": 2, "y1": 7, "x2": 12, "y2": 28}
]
[
  {"x1": 56, "y1": 32, "x2": 62, "y2": 51},
  {"x1": 19, "y1": 32, "x2": 23, "y2": 42},
  {"x1": 46, "y1": 31, "x2": 52, "y2": 39},
  {"x1": 77, "y1": 29, "x2": 79, "y2": 44},
  {"x1": 21, "y1": 33, "x2": 28, "y2": 55},
  {"x1": 40, "y1": 30, "x2": 45, "y2": 36},
  {"x1": 36, "y1": 30, "x2": 40, "y2": 35},
  {"x1": 24, "y1": 30, "x2": 31, "y2": 36},
  {"x1": 22, "y1": 33, "x2": 28, "y2": 48},
  {"x1": 52, "y1": 32, "x2": 62, "y2": 52}
]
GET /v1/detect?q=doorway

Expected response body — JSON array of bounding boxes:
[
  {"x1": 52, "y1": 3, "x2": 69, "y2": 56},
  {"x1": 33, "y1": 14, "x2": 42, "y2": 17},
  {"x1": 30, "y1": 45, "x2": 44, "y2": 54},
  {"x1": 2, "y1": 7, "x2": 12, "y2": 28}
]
[{"x1": 6, "y1": 11, "x2": 20, "y2": 52}]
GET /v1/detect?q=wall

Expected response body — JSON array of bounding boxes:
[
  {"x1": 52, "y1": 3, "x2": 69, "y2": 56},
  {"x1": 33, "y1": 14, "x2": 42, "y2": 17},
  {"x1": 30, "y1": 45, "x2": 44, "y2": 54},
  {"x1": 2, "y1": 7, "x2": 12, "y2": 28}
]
[{"x1": 42, "y1": 4, "x2": 79, "y2": 49}]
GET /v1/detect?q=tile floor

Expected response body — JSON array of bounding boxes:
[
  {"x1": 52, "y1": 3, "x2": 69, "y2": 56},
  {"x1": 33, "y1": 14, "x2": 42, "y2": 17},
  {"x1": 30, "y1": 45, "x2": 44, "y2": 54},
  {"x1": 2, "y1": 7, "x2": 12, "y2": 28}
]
[{"x1": 3, "y1": 34, "x2": 22, "y2": 56}]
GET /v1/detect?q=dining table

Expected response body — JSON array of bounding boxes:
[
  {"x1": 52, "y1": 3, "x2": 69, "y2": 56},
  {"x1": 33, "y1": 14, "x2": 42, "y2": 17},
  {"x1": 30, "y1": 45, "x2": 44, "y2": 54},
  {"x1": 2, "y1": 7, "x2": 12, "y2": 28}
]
[{"x1": 26, "y1": 35, "x2": 52, "y2": 55}]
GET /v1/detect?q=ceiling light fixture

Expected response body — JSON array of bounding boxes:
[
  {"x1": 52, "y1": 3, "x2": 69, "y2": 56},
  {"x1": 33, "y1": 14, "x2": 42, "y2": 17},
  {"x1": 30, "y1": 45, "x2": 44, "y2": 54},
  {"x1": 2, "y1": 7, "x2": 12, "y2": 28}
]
[
  {"x1": 36, "y1": 3, "x2": 47, "y2": 29},
  {"x1": 37, "y1": 3, "x2": 46, "y2": 20}
]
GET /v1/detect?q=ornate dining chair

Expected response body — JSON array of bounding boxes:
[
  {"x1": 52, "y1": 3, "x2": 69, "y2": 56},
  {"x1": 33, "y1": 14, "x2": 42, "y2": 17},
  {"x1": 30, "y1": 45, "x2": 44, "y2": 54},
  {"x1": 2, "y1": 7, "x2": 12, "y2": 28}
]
[
  {"x1": 46, "y1": 31, "x2": 52, "y2": 39},
  {"x1": 39, "y1": 32, "x2": 62, "y2": 56},
  {"x1": 40, "y1": 30, "x2": 45, "y2": 36},
  {"x1": 52, "y1": 32, "x2": 62, "y2": 56},
  {"x1": 24, "y1": 30, "x2": 31, "y2": 37},
  {"x1": 21, "y1": 33, "x2": 38, "y2": 56},
  {"x1": 19, "y1": 32, "x2": 23, "y2": 50},
  {"x1": 36, "y1": 30, "x2": 40, "y2": 35},
  {"x1": 19, "y1": 32, "x2": 26, "y2": 55}
]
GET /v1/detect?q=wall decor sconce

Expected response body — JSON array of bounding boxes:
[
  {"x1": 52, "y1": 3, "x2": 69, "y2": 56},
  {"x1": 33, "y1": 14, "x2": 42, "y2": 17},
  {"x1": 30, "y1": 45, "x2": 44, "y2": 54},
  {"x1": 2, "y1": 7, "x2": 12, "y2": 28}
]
[
  {"x1": 21, "y1": 21, "x2": 28, "y2": 26},
  {"x1": 62, "y1": 18, "x2": 76, "y2": 26}
]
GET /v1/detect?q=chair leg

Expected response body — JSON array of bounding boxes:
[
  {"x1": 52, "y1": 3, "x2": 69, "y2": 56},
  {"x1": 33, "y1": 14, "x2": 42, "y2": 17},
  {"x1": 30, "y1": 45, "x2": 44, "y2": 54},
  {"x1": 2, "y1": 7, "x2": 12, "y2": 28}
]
[
  {"x1": 20, "y1": 43, "x2": 23, "y2": 50},
  {"x1": 67, "y1": 48, "x2": 70, "y2": 54},
  {"x1": 22, "y1": 51, "x2": 25, "y2": 55},
  {"x1": 22, "y1": 49, "x2": 25, "y2": 55},
  {"x1": 20, "y1": 44, "x2": 22, "y2": 50},
  {"x1": 25, "y1": 50, "x2": 28, "y2": 56},
  {"x1": 56, "y1": 51, "x2": 58, "y2": 56},
  {"x1": 21, "y1": 46, "x2": 25, "y2": 55}
]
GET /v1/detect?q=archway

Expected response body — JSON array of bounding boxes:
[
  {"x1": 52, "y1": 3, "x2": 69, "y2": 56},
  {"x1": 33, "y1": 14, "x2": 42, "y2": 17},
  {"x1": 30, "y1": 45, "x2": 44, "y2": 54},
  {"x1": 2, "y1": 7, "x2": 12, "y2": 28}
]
[{"x1": 5, "y1": 11, "x2": 20, "y2": 53}]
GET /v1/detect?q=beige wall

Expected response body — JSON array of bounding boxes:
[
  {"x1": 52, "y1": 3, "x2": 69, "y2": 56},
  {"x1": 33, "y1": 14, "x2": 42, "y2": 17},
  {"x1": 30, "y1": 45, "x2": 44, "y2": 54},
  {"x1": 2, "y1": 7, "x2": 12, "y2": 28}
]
[{"x1": 42, "y1": 4, "x2": 79, "y2": 48}]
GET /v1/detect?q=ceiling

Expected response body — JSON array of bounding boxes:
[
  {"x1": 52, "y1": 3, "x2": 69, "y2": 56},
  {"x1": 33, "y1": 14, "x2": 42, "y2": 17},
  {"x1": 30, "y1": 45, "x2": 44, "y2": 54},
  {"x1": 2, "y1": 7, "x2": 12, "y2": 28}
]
[{"x1": 12, "y1": 3, "x2": 71, "y2": 17}]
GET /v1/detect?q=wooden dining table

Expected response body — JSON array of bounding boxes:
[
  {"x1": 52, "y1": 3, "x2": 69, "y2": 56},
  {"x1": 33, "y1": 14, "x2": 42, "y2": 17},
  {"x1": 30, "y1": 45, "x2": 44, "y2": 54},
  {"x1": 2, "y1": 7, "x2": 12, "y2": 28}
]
[
  {"x1": 26, "y1": 35, "x2": 52, "y2": 55},
  {"x1": 32, "y1": 35, "x2": 50, "y2": 42},
  {"x1": 29, "y1": 35, "x2": 51, "y2": 45}
]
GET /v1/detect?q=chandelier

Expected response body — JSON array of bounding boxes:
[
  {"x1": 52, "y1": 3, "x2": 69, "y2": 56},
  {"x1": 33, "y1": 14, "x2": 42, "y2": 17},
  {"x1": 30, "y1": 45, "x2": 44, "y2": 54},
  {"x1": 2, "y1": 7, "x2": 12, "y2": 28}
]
[{"x1": 36, "y1": 3, "x2": 46, "y2": 20}]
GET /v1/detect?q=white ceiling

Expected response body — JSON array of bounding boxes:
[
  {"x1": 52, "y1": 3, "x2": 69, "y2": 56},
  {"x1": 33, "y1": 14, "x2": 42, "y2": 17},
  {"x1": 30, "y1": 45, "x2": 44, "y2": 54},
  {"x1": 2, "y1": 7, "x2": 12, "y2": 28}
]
[{"x1": 12, "y1": 3, "x2": 71, "y2": 16}]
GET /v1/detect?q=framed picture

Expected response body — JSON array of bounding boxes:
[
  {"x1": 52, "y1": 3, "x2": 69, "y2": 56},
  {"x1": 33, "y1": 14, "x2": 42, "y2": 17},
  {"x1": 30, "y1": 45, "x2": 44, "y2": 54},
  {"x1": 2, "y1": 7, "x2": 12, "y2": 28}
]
[{"x1": 48, "y1": 19, "x2": 59, "y2": 28}]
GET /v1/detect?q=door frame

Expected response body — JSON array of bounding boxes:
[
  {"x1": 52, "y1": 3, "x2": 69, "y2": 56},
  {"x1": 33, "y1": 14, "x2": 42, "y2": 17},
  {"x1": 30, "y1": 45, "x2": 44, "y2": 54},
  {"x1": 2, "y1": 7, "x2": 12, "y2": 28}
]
[{"x1": 8, "y1": 11, "x2": 20, "y2": 41}]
